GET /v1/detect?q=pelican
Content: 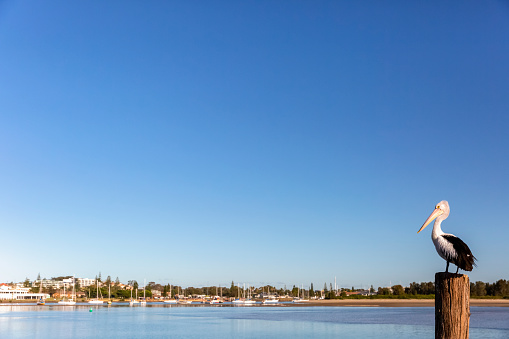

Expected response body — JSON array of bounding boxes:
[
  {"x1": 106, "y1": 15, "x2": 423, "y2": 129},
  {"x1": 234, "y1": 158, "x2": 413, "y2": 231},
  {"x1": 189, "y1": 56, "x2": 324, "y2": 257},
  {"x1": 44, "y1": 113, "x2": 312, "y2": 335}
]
[{"x1": 417, "y1": 200, "x2": 476, "y2": 273}]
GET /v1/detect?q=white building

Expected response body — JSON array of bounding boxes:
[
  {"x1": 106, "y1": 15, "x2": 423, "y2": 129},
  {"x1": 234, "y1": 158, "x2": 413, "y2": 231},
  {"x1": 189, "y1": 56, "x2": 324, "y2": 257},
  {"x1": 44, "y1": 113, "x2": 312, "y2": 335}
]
[
  {"x1": 32, "y1": 278, "x2": 96, "y2": 289},
  {"x1": 77, "y1": 278, "x2": 96, "y2": 287},
  {"x1": 32, "y1": 279, "x2": 65, "y2": 289},
  {"x1": 0, "y1": 284, "x2": 49, "y2": 300}
]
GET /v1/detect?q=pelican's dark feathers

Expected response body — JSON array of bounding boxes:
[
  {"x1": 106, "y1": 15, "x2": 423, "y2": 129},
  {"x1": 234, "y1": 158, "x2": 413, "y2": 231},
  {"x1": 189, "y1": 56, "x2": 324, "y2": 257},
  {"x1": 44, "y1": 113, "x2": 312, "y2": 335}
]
[{"x1": 442, "y1": 234, "x2": 477, "y2": 271}]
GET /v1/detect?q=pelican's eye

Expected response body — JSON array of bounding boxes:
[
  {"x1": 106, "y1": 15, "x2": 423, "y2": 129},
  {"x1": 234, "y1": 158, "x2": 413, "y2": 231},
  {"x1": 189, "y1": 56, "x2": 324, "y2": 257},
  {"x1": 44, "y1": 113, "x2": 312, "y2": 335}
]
[{"x1": 436, "y1": 205, "x2": 440, "y2": 209}]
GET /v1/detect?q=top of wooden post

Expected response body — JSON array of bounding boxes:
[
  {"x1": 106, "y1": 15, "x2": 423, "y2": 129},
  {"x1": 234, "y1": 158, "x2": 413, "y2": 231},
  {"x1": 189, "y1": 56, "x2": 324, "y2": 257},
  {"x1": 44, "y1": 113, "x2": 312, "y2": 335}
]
[{"x1": 435, "y1": 272, "x2": 468, "y2": 280}]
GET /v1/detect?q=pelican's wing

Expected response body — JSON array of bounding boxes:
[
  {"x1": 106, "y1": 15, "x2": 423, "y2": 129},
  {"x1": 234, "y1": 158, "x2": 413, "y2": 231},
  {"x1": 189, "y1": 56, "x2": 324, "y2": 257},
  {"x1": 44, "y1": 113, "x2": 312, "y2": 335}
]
[{"x1": 442, "y1": 234, "x2": 477, "y2": 271}]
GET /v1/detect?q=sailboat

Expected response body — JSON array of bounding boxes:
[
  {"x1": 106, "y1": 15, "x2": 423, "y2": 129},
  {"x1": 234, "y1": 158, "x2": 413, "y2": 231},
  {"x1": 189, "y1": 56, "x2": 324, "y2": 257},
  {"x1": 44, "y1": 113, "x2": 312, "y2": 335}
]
[
  {"x1": 293, "y1": 284, "x2": 309, "y2": 302},
  {"x1": 129, "y1": 288, "x2": 134, "y2": 306},
  {"x1": 58, "y1": 276, "x2": 76, "y2": 305},
  {"x1": 163, "y1": 284, "x2": 177, "y2": 303},
  {"x1": 88, "y1": 278, "x2": 104, "y2": 304},
  {"x1": 244, "y1": 285, "x2": 256, "y2": 305},
  {"x1": 37, "y1": 278, "x2": 45, "y2": 305},
  {"x1": 131, "y1": 288, "x2": 140, "y2": 304},
  {"x1": 140, "y1": 280, "x2": 147, "y2": 305},
  {"x1": 177, "y1": 287, "x2": 191, "y2": 304},
  {"x1": 209, "y1": 286, "x2": 223, "y2": 304},
  {"x1": 263, "y1": 286, "x2": 279, "y2": 304},
  {"x1": 232, "y1": 283, "x2": 244, "y2": 304},
  {"x1": 107, "y1": 282, "x2": 112, "y2": 305},
  {"x1": 263, "y1": 295, "x2": 279, "y2": 304}
]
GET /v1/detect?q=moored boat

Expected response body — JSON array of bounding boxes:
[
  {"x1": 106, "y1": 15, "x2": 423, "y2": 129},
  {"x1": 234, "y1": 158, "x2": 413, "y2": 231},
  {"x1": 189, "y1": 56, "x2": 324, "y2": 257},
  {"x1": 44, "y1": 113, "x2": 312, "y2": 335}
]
[
  {"x1": 58, "y1": 276, "x2": 76, "y2": 306},
  {"x1": 209, "y1": 296, "x2": 223, "y2": 304},
  {"x1": 88, "y1": 278, "x2": 103, "y2": 304},
  {"x1": 263, "y1": 296, "x2": 279, "y2": 304}
]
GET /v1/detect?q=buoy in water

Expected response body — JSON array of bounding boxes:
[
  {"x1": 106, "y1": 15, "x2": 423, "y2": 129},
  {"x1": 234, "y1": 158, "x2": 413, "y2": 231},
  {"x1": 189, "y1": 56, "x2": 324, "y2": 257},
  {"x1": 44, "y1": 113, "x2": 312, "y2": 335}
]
[{"x1": 89, "y1": 308, "x2": 93, "y2": 312}]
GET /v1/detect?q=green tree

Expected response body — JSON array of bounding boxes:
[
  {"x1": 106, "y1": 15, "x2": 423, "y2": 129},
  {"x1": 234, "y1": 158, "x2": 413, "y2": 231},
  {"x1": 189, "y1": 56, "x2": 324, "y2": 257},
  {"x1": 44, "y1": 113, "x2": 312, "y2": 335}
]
[
  {"x1": 291, "y1": 286, "x2": 298, "y2": 297},
  {"x1": 116, "y1": 289, "x2": 130, "y2": 300},
  {"x1": 392, "y1": 285, "x2": 404, "y2": 295},
  {"x1": 471, "y1": 281, "x2": 487, "y2": 297},
  {"x1": 229, "y1": 281, "x2": 239, "y2": 298},
  {"x1": 378, "y1": 287, "x2": 391, "y2": 295},
  {"x1": 475, "y1": 281, "x2": 486, "y2": 296},
  {"x1": 494, "y1": 279, "x2": 509, "y2": 296},
  {"x1": 325, "y1": 288, "x2": 336, "y2": 299}
]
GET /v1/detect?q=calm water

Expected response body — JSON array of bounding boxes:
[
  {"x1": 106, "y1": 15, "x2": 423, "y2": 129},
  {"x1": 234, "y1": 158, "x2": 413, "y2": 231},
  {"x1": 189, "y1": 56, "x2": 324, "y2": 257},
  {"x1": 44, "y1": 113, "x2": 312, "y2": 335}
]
[{"x1": 1, "y1": 304, "x2": 508, "y2": 338}]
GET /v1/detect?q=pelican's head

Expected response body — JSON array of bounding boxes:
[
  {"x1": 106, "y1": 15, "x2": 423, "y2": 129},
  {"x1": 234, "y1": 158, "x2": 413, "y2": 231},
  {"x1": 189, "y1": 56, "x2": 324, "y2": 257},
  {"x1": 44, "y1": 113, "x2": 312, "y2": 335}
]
[{"x1": 417, "y1": 200, "x2": 450, "y2": 233}]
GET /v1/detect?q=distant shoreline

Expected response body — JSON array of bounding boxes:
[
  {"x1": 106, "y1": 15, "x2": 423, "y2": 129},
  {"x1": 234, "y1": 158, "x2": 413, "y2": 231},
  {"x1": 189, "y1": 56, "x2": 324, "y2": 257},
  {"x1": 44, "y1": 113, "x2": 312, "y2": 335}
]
[
  {"x1": 292, "y1": 299, "x2": 509, "y2": 307},
  {"x1": 1, "y1": 299, "x2": 509, "y2": 307}
]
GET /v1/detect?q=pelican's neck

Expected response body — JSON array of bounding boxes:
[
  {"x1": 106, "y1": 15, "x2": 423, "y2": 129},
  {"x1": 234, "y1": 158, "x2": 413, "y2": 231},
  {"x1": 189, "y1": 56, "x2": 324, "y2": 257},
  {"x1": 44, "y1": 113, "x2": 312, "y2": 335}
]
[{"x1": 432, "y1": 215, "x2": 446, "y2": 239}]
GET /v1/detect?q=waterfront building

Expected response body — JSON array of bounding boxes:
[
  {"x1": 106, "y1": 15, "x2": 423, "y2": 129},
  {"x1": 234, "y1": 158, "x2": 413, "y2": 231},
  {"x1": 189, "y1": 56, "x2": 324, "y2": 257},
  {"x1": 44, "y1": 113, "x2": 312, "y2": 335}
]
[{"x1": 0, "y1": 284, "x2": 49, "y2": 300}]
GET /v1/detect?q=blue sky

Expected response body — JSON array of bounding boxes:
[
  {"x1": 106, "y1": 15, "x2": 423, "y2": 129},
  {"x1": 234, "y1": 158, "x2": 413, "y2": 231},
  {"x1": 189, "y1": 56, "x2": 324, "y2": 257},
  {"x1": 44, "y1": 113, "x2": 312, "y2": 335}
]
[{"x1": 1, "y1": 1, "x2": 508, "y2": 289}]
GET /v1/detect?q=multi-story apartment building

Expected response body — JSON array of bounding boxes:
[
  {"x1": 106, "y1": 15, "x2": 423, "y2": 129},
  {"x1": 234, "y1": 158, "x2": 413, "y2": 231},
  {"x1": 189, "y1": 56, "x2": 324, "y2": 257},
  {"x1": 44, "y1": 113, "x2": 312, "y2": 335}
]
[
  {"x1": 32, "y1": 278, "x2": 97, "y2": 289},
  {"x1": 77, "y1": 278, "x2": 96, "y2": 287}
]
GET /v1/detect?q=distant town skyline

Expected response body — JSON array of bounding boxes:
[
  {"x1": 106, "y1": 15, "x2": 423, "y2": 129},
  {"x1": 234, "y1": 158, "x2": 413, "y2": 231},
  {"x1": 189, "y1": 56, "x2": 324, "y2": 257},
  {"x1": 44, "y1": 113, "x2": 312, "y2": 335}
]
[{"x1": 1, "y1": 1, "x2": 508, "y2": 288}]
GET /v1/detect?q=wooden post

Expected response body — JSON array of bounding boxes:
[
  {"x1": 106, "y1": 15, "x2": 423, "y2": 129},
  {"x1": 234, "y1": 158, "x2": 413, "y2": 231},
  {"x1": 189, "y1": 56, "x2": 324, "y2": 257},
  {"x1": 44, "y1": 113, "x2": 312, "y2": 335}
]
[{"x1": 435, "y1": 272, "x2": 470, "y2": 339}]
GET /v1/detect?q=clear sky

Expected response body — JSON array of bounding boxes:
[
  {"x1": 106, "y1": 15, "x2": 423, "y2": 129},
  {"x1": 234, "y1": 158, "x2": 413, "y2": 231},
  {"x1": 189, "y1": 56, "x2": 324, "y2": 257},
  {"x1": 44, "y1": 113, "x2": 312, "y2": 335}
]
[{"x1": 1, "y1": 1, "x2": 508, "y2": 289}]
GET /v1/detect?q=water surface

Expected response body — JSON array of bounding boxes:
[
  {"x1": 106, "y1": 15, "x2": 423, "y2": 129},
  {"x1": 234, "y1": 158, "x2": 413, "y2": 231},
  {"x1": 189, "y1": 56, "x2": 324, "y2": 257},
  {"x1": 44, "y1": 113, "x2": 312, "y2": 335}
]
[{"x1": 1, "y1": 305, "x2": 507, "y2": 338}]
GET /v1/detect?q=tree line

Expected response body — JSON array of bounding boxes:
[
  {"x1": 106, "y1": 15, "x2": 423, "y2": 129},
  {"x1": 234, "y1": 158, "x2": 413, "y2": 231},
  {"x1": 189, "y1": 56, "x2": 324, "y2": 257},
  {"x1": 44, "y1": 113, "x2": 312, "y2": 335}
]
[
  {"x1": 27, "y1": 274, "x2": 509, "y2": 299},
  {"x1": 470, "y1": 280, "x2": 509, "y2": 297},
  {"x1": 326, "y1": 280, "x2": 509, "y2": 298}
]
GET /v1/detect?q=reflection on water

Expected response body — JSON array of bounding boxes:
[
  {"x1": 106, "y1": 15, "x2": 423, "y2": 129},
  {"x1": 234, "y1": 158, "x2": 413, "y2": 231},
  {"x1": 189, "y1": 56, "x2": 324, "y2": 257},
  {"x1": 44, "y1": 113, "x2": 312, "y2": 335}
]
[{"x1": 0, "y1": 305, "x2": 508, "y2": 338}]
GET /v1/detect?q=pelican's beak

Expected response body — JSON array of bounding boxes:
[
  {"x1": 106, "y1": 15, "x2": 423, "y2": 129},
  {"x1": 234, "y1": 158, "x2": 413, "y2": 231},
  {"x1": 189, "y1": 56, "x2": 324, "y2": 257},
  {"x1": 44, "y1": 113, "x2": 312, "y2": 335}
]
[{"x1": 417, "y1": 208, "x2": 444, "y2": 233}]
